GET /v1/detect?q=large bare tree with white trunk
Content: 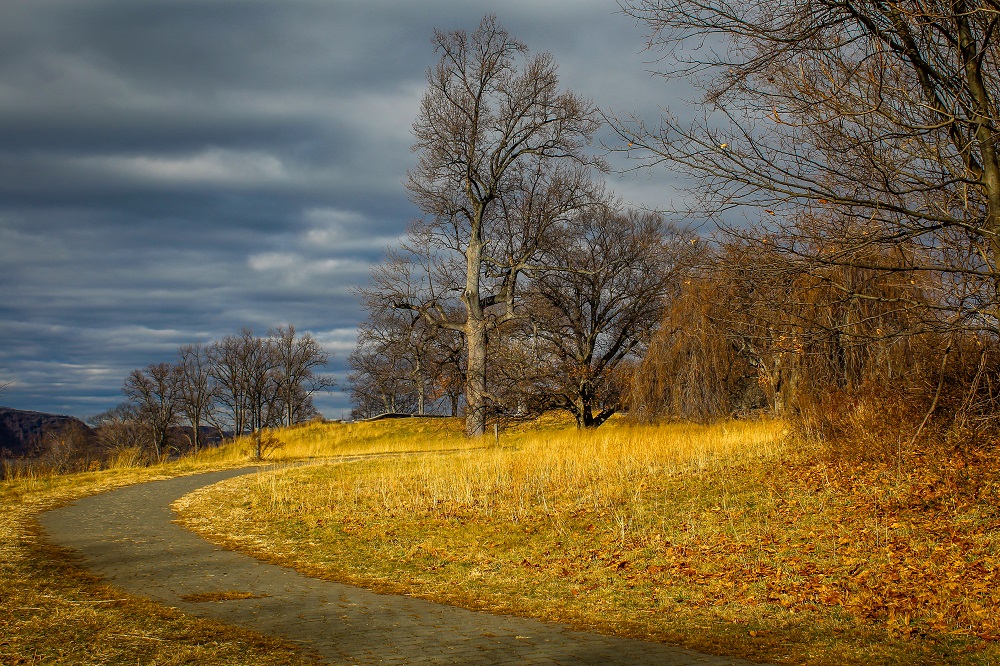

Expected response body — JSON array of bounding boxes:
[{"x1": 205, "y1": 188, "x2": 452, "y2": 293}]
[{"x1": 400, "y1": 14, "x2": 602, "y2": 436}]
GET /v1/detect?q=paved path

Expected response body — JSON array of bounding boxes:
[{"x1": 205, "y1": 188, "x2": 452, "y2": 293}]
[{"x1": 39, "y1": 467, "x2": 766, "y2": 665}]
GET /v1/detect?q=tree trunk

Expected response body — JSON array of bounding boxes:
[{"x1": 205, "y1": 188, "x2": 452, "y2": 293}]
[
  {"x1": 415, "y1": 359, "x2": 425, "y2": 416},
  {"x1": 954, "y1": 1, "x2": 1000, "y2": 306},
  {"x1": 156, "y1": 428, "x2": 167, "y2": 461},
  {"x1": 465, "y1": 321, "x2": 488, "y2": 437},
  {"x1": 463, "y1": 208, "x2": 488, "y2": 438},
  {"x1": 574, "y1": 383, "x2": 616, "y2": 428},
  {"x1": 572, "y1": 385, "x2": 591, "y2": 428},
  {"x1": 191, "y1": 414, "x2": 201, "y2": 454}
]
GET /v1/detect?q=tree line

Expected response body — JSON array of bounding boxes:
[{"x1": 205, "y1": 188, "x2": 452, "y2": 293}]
[
  {"x1": 349, "y1": 15, "x2": 699, "y2": 432},
  {"x1": 353, "y1": 7, "x2": 1000, "y2": 452},
  {"x1": 610, "y1": 0, "x2": 1000, "y2": 451},
  {"x1": 92, "y1": 325, "x2": 332, "y2": 461}
]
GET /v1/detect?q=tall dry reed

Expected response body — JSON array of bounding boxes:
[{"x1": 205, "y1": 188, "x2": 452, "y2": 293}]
[{"x1": 246, "y1": 419, "x2": 789, "y2": 542}]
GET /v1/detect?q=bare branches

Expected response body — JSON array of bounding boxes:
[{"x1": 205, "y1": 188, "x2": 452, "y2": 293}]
[
  {"x1": 614, "y1": 0, "x2": 1000, "y2": 334},
  {"x1": 270, "y1": 325, "x2": 335, "y2": 428},
  {"x1": 117, "y1": 327, "x2": 331, "y2": 461},
  {"x1": 349, "y1": 308, "x2": 464, "y2": 419},
  {"x1": 122, "y1": 363, "x2": 181, "y2": 461},
  {"x1": 402, "y1": 14, "x2": 602, "y2": 436},
  {"x1": 208, "y1": 327, "x2": 332, "y2": 451},
  {"x1": 177, "y1": 343, "x2": 215, "y2": 454},
  {"x1": 518, "y1": 205, "x2": 698, "y2": 427}
]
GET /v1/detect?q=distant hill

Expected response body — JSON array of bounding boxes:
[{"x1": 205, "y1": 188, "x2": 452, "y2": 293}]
[
  {"x1": 0, "y1": 407, "x2": 94, "y2": 458},
  {"x1": 169, "y1": 424, "x2": 228, "y2": 449}
]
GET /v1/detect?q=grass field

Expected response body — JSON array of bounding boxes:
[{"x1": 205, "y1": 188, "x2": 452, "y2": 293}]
[
  {"x1": 0, "y1": 457, "x2": 325, "y2": 664},
  {"x1": 6, "y1": 415, "x2": 1000, "y2": 664},
  {"x1": 0, "y1": 419, "x2": 486, "y2": 665},
  {"x1": 173, "y1": 415, "x2": 1000, "y2": 665}
]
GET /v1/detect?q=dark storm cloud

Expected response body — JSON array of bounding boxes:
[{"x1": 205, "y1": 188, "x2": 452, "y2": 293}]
[{"x1": 0, "y1": 0, "x2": 689, "y2": 418}]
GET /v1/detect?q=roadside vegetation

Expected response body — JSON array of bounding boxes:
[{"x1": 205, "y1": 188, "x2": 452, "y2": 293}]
[
  {"x1": 0, "y1": 420, "x2": 482, "y2": 665},
  {"x1": 0, "y1": 457, "x2": 316, "y2": 664},
  {"x1": 173, "y1": 417, "x2": 1000, "y2": 666},
  {"x1": 6, "y1": 409, "x2": 1000, "y2": 665},
  {"x1": 327, "y1": 12, "x2": 1000, "y2": 663}
]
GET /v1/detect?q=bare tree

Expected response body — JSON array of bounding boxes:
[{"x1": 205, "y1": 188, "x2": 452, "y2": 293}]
[
  {"x1": 613, "y1": 0, "x2": 1000, "y2": 335},
  {"x1": 347, "y1": 346, "x2": 416, "y2": 418},
  {"x1": 122, "y1": 362, "x2": 181, "y2": 460},
  {"x1": 88, "y1": 402, "x2": 149, "y2": 452},
  {"x1": 210, "y1": 329, "x2": 280, "y2": 457},
  {"x1": 428, "y1": 326, "x2": 467, "y2": 417},
  {"x1": 177, "y1": 343, "x2": 217, "y2": 454},
  {"x1": 349, "y1": 315, "x2": 422, "y2": 418},
  {"x1": 269, "y1": 325, "x2": 334, "y2": 426},
  {"x1": 350, "y1": 295, "x2": 467, "y2": 418},
  {"x1": 399, "y1": 14, "x2": 603, "y2": 436},
  {"x1": 356, "y1": 312, "x2": 421, "y2": 416},
  {"x1": 522, "y1": 206, "x2": 695, "y2": 427},
  {"x1": 243, "y1": 331, "x2": 279, "y2": 436},
  {"x1": 210, "y1": 332, "x2": 252, "y2": 436},
  {"x1": 37, "y1": 421, "x2": 96, "y2": 473}
]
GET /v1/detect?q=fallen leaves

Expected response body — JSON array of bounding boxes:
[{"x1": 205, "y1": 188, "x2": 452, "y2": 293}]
[{"x1": 178, "y1": 423, "x2": 1000, "y2": 663}]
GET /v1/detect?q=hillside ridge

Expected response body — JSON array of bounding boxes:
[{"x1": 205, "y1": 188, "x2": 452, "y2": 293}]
[{"x1": 0, "y1": 406, "x2": 92, "y2": 458}]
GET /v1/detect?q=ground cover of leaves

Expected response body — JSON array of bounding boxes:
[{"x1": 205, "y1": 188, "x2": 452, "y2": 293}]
[{"x1": 175, "y1": 420, "x2": 1000, "y2": 666}]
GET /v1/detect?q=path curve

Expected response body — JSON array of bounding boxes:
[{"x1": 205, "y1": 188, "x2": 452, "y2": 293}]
[{"x1": 39, "y1": 467, "x2": 766, "y2": 665}]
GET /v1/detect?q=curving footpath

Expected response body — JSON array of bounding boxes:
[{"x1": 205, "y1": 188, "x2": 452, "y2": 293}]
[{"x1": 39, "y1": 467, "x2": 767, "y2": 665}]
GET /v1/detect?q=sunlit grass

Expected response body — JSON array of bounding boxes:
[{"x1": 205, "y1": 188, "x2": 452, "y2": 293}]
[
  {"x1": 297, "y1": 418, "x2": 786, "y2": 526},
  {"x1": 0, "y1": 458, "x2": 323, "y2": 664},
  {"x1": 187, "y1": 416, "x2": 474, "y2": 465},
  {"x1": 176, "y1": 416, "x2": 1000, "y2": 666},
  {"x1": 0, "y1": 415, "x2": 485, "y2": 664},
  {"x1": 8, "y1": 414, "x2": 1000, "y2": 665}
]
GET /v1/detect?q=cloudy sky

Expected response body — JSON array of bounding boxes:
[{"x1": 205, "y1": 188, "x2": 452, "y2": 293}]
[{"x1": 0, "y1": 0, "x2": 692, "y2": 420}]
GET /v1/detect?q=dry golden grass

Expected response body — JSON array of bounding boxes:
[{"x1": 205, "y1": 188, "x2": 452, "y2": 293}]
[
  {"x1": 175, "y1": 416, "x2": 1000, "y2": 666},
  {"x1": 10, "y1": 415, "x2": 999, "y2": 664},
  {"x1": 0, "y1": 457, "x2": 320, "y2": 664},
  {"x1": 0, "y1": 417, "x2": 484, "y2": 665},
  {"x1": 191, "y1": 416, "x2": 477, "y2": 464}
]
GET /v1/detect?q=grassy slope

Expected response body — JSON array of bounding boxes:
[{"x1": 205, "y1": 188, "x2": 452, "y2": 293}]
[
  {"x1": 7, "y1": 416, "x2": 999, "y2": 664},
  {"x1": 173, "y1": 416, "x2": 1000, "y2": 666},
  {"x1": 0, "y1": 456, "x2": 318, "y2": 665},
  {"x1": 0, "y1": 421, "x2": 488, "y2": 664}
]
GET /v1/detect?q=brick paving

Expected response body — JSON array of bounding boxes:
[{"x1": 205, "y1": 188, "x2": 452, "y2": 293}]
[{"x1": 39, "y1": 468, "x2": 769, "y2": 665}]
